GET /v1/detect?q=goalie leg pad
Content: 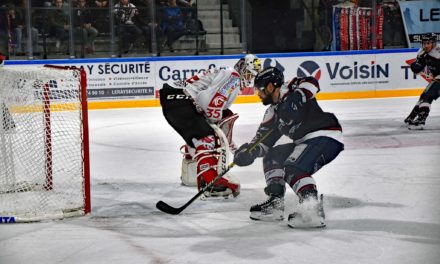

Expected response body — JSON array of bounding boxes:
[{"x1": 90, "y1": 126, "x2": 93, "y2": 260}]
[
  {"x1": 192, "y1": 133, "x2": 240, "y2": 197},
  {"x1": 181, "y1": 158, "x2": 198, "y2": 187},
  {"x1": 180, "y1": 145, "x2": 198, "y2": 186}
]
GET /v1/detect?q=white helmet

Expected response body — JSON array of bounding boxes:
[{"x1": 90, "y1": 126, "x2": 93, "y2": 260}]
[{"x1": 234, "y1": 54, "x2": 261, "y2": 87}]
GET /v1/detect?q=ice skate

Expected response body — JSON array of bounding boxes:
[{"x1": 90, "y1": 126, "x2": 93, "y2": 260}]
[
  {"x1": 407, "y1": 121, "x2": 425, "y2": 130},
  {"x1": 200, "y1": 174, "x2": 240, "y2": 200},
  {"x1": 404, "y1": 106, "x2": 418, "y2": 125},
  {"x1": 288, "y1": 194, "x2": 325, "y2": 228},
  {"x1": 249, "y1": 195, "x2": 284, "y2": 221},
  {"x1": 407, "y1": 113, "x2": 427, "y2": 130},
  {"x1": 404, "y1": 116, "x2": 414, "y2": 125}
]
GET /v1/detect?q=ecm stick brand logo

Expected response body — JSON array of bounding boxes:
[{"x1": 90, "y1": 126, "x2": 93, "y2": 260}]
[
  {"x1": 297, "y1": 61, "x2": 321, "y2": 80},
  {"x1": 0, "y1": 216, "x2": 16, "y2": 223}
]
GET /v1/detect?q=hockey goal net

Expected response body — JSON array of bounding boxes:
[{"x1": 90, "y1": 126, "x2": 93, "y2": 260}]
[{"x1": 0, "y1": 65, "x2": 90, "y2": 222}]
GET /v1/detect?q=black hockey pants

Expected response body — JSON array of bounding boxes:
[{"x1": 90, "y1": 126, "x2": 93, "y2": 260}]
[{"x1": 159, "y1": 84, "x2": 215, "y2": 148}]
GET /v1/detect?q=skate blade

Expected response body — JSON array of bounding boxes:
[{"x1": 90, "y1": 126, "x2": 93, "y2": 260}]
[
  {"x1": 287, "y1": 220, "x2": 326, "y2": 229},
  {"x1": 250, "y1": 213, "x2": 284, "y2": 222},
  {"x1": 287, "y1": 213, "x2": 326, "y2": 228},
  {"x1": 408, "y1": 125, "x2": 424, "y2": 130},
  {"x1": 201, "y1": 192, "x2": 235, "y2": 201}
]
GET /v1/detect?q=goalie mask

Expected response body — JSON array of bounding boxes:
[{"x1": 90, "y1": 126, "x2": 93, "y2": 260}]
[{"x1": 235, "y1": 54, "x2": 261, "y2": 87}]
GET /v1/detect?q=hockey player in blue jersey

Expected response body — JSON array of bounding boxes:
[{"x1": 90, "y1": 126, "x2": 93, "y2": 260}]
[
  {"x1": 233, "y1": 67, "x2": 344, "y2": 228},
  {"x1": 405, "y1": 33, "x2": 440, "y2": 129}
]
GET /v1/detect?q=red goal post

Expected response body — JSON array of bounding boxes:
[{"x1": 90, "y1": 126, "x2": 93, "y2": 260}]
[{"x1": 0, "y1": 65, "x2": 90, "y2": 222}]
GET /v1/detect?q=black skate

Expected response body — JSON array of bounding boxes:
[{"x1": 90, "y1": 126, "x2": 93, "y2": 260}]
[
  {"x1": 407, "y1": 112, "x2": 428, "y2": 130},
  {"x1": 288, "y1": 194, "x2": 325, "y2": 228},
  {"x1": 250, "y1": 195, "x2": 284, "y2": 221},
  {"x1": 404, "y1": 116, "x2": 415, "y2": 125},
  {"x1": 404, "y1": 106, "x2": 419, "y2": 125}
]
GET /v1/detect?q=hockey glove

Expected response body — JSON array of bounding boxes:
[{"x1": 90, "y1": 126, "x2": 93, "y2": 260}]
[
  {"x1": 233, "y1": 143, "x2": 261, "y2": 166},
  {"x1": 410, "y1": 61, "x2": 425, "y2": 74},
  {"x1": 411, "y1": 53, "x2": 427, "y2": 74}
]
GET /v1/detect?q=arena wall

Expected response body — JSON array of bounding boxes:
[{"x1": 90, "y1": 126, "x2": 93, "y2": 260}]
[{"x1": 5, "y1": 49, "x2": 427, "y2": 109}]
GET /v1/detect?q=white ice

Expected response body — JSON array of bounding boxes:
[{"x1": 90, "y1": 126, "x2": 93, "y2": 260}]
[{"x1": 1, "y1": 97, "x2": 440, "y2": 264}]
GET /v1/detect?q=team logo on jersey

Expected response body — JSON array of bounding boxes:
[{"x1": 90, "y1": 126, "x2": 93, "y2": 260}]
[
  {"x1": 297, "y1": 61, "x2": 321, "y2": 80},
  {"x1": 211, "y1": 93, "x2": 227, "y2": 107}
]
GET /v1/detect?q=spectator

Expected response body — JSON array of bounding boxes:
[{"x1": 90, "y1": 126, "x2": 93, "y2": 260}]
[
  {"x1": 15, "y1": 0, "x2": 40, "y2": 55},
  {"x1": 0, "y1": 3, "x2": 20, "y2": 55},
  {"x1": 382, "y1": 0, "x2": 405, "y2": 47},
  {"x1": 47, "y1": 0, "x2": 70, "y2": 51},
  {"x1": 114, "y1": 0, "x2": 142, "y2": 54},
  {"x1": 134, "y1": 0, "x2": 162, "y2": 53},
  {"x1": 73, "y1": 0, "x2": 98, "y2": 54},
  {"x1": 177, "y1": 0, "x2": 193, "y2": 21},
  {"x1": 0, "y1": 2, "x2": 39, "y2": 56},
  {"x1": 160, "y1": 0, "x2": 185, "y2": 52},
  {"x1": 93, "y1": 0, "x2": 109, "y2": 33}
]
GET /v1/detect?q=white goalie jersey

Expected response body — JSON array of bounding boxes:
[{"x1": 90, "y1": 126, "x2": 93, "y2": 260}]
[
  {"x1": 171, "y1": 67, "x2": 242, "y2": 123},
  {"x1": 172, "y1": 67, "x2": 242, "y2": 187},
  {"x1": 174, "y1": 55, "x2": 262, "y2": 188}
]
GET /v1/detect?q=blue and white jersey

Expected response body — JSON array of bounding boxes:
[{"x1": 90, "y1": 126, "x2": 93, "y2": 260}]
[{"x1": 250, "y1": 76, "x2": 343, "y2": 152}]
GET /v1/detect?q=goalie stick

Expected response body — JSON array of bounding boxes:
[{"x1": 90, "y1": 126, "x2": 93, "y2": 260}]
[{"x1": 156, "y1": 129, "x2": 273, "y2": 215}]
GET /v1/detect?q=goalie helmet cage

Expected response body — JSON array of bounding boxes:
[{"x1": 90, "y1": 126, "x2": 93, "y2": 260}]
[{"x1": 0, "y1": 65, "x2": 90, "y2": 222}]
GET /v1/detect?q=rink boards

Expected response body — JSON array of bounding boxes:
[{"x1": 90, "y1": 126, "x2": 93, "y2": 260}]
[{"x1": 4, "y1": 49, "x2": 428, "y2": 109}]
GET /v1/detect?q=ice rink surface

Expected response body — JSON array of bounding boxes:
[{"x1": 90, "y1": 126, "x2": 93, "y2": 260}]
[{"x1": 1, "y1": 96, "x2": 440, "y2": 264}]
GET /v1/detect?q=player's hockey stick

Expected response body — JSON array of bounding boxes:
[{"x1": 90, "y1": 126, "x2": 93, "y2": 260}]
[
  {"x1": 156, "y1": 129, "x2": 273, "y2": 215},
  {"x1": 419, "y1": 71, "x2": 440, "y2": 83}
]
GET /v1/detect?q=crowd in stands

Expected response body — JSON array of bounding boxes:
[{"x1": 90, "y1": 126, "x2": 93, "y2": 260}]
[{"x1": 0, "y1": 0, "x2": 197, "y2": 56}]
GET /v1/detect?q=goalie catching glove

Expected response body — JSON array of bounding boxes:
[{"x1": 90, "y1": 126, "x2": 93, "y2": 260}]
[{"x1": 233, "y1": 143, "x2": 264, "y2": 166}]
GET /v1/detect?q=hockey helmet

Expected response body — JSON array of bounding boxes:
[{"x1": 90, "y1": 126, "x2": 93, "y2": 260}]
[
  {"x1": 254, "y1": 67, "x2": 284, "y2": 91},
  {"x1": 421, "y1": 33, "x2": 437, "y2": 43},
  {"x1": 235, "y1": 54, "x2": 261, "y2": 87}
]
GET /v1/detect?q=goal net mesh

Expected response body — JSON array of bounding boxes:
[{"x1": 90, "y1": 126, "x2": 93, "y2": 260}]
[{"x1": 0, "y1": 66, "x2": 89, "y2": 222}]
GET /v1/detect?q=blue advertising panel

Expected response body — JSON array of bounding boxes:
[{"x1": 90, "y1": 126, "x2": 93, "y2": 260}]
[{"x1": 398, "y1": 0, "x2": 440, "y2": 48}]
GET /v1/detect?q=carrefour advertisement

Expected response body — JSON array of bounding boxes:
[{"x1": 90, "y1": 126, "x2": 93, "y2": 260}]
[
  {"x1": 398, "y1": 0, "x2": 440, "y2": 48},
  {"x1": 5, "y1": 50, "x2": 428, "y2": 104}
]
